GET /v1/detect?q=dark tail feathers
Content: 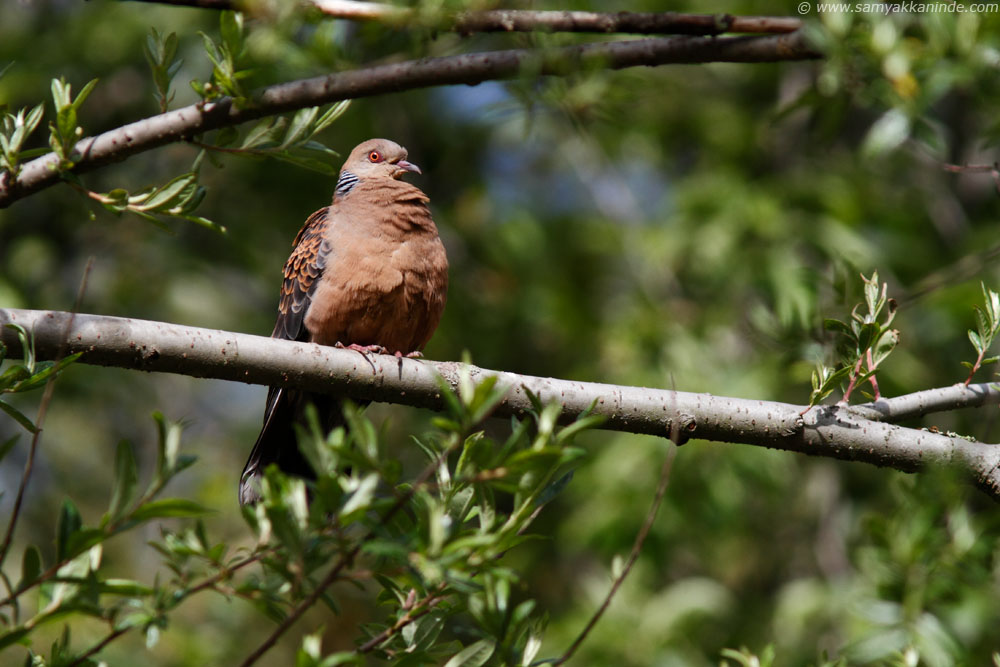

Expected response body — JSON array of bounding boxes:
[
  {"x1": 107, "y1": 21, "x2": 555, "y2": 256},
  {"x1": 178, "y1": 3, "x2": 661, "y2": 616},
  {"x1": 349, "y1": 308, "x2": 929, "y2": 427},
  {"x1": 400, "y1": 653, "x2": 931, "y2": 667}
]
[{"x1": 239, "y1": 388, "x2": 340, "y2": 505}]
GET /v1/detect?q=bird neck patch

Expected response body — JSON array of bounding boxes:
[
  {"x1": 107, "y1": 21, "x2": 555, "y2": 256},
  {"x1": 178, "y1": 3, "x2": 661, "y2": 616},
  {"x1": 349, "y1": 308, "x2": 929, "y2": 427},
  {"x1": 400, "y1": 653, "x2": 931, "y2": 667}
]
[{"x1": 335, "y1": 170, "x2": 359, "y2": 198}]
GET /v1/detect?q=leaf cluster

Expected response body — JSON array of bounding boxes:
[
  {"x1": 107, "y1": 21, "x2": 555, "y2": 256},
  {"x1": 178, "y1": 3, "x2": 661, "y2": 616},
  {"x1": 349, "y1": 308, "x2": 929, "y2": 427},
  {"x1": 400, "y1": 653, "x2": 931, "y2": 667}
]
[
  {"x1": 192, "y1": 11, "x2": 250, "y2": 105},
  {"x1": 143, "y1": 28, "x2": 182, "y2": 114},
  {"x1": 0, "y1": 374, "x2": 599, "y2": 665},
  {"x1": 962, "y1": 282, "x2": 1000, "y2": 385},
  {"x1": 78, "y1": 164, "x2": 224, "y2": 234},
  {"x1": 207, "y1": 101, "x2": 350, "y2": 175},
  {"x1": 0, "y1": 413, "x2": 204, "y2": 660},
  {"x1": 810, "y1": 271, "x2": 899, "y2": 406}
]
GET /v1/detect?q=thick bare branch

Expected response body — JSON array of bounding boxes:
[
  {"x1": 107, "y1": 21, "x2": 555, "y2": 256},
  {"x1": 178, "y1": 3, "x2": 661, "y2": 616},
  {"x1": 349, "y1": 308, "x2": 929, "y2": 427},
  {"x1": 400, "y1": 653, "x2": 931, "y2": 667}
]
[
  {"x1": 0, "y1": 32, "x2": 818, "y2": 209},
  {"x1": 2, "y1": 308, "x2": 999, "y2": 500}
]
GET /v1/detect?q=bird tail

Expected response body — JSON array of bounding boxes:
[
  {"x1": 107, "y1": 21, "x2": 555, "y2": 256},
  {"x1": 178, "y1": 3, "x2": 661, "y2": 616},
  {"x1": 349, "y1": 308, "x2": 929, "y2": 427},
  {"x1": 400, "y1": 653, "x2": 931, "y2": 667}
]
[{"x1": 239, "y1": 388, "x2": 340, "y2": 505}]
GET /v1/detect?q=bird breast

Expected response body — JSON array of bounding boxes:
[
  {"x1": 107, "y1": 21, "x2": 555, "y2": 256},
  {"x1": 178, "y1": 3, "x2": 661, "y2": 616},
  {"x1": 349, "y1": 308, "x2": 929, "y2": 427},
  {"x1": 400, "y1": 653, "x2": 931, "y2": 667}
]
[{"x1": 304, "y1": 191, "x2": 448, "y2": 353}]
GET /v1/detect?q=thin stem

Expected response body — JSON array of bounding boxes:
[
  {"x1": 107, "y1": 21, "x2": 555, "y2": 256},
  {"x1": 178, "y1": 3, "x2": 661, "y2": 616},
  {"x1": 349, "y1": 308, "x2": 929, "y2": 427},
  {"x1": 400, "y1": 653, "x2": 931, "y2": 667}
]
[
  {"x1": 239, "y1": 433, "x2": 466, "y2": 666},
  {"x1": 61, "y1": 551, "x2": 265, "y2": 666},
  {"x1": 554, "y1": 443, "x2": 677, "y2": 665},
  {"x1": 357, "y1": 583, "x2": 450, "y2": 654},
  {"x1": 866, "y1": 347, "x2": 882, "y2": 401},
  {"x1": 66, "y1": 625, "x2": 130, "y2": 667},
  {"x1": 840, "y1": 355, "x2": 866, "y2": 404},
  {"x1": 965, "y1": 349, "x2": 986, "y2": 386},
  {"x1": 0, "y1": 260, "x2": 92, "y2": 570}
]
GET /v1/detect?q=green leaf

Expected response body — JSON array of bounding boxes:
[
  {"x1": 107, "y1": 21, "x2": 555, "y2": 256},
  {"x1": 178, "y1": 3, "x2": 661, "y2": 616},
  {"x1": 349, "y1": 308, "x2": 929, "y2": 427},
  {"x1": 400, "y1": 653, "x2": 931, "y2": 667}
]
[
  {"x1": 281, "y1": 106, "x2": 318, "y2": 148},
  {"x1": 216, "y1": 126, "x2": 238, "y2": 147},
  {"x1": 180, "y1": 214, "x2": 227, "y2": 234},
  {"x1": 18, "y1": 545, "x2": 41, "y2": 589},
  {"x1": 340, "y1": 473, "x2": 379, "y2": 523},
  {"x1": 870, "y1": 328, "x2": 899, "y2": 368},
  {"x1": 138, "y1": 172, "x2": 197, "y2": 211},
  {"x1": 313, "y1": 100, "x2": 351, "y2": 135},
  {"x1": 130, "y1": 498, "x2": 211, "y2": 522},
  {"x1": 14, "y1": 353, "x2": 80, "y2": 393},
  {"x1": 108, "y1": 441, "x2": 139, "y2": 523},
  {"x1": 0, "y1": 399, "x2": 37, "y2": 433},
  {"x1": 555, "y1": 414, "x2": 604, "y2": 444},
  {"x1": 969, "y1": 329, "x2": 984, "y2": 353},
  {"x1": 99, "y1": 578, "x2": 154, "y2": 596},
  {"x1": 404, "y1": 611, "x2": 445, "y2": 651},
  {"x1": 64, "y1": 527, "x2": 107, "y2": 558},
  {"x1": 56, "y1": 498, "x2": 83, "y2": 562},
  {"x1": 241, "y1": 117, "x2": 285, "y2": 149},
  {"x1": 220, "y1": 11, "x2": 244, "y2": 59},
  {"x1": 443, "y1": 638, "x2": 495, "y2": 667},
  {"x1": 72, "y1": 78, "x2": 98, "y2": 111}
]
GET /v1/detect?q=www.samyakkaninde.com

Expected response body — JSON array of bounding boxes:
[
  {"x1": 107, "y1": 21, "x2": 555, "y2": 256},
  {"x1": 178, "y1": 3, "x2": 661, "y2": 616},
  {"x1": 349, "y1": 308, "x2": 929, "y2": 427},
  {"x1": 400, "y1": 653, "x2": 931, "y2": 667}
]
[{"x1": 801, "y1": 1, "x2": 998, "y2": 13}]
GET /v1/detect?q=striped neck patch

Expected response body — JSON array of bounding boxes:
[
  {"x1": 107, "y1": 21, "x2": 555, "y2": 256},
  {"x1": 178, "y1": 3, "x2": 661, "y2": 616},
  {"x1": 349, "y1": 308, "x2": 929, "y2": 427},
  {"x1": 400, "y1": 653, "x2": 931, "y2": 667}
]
[{"x1": 335, "y1": 170, "x2": 359, "y2": 198}]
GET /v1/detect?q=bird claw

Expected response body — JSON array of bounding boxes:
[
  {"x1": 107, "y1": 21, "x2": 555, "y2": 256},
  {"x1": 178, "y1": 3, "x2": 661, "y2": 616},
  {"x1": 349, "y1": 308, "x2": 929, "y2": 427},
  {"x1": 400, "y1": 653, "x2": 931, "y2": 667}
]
[{"x1": 335, "y1": 342, "x2": 390, "y2": 355}]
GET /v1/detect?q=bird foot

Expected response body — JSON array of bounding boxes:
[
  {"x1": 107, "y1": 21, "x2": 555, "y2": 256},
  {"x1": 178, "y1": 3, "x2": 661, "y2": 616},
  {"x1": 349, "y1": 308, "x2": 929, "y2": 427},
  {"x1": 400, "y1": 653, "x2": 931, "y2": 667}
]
[
  {"x1": 335, "y1": 342, "x2": 390, "y2": 355},
  {"x1": 395, "y1": 350, "x2": 424, "y2": 359}
]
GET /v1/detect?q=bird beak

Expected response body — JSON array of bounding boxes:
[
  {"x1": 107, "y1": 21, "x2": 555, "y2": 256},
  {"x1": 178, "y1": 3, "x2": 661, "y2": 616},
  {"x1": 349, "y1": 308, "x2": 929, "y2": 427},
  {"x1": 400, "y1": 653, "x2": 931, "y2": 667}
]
[{"x1": 396, "y1": 159, "x2": 422, "y2": 175}]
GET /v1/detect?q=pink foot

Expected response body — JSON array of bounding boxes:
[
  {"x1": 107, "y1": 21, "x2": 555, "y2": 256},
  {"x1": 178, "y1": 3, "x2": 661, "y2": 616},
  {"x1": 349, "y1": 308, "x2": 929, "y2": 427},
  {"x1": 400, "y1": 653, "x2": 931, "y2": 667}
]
[{"x1": 335, "y1": 342, "x2": 390, "y2": 355}]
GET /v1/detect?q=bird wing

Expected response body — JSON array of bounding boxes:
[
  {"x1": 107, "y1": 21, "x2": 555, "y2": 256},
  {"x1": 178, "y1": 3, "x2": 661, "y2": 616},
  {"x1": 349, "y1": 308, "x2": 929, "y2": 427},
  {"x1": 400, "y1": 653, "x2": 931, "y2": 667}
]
[
  {"x1": 272, "y1": 206, "x2": 332, "y2": 342},
  {"x1": 243, "y1": 206, "x2": 333, "y2": 504}
]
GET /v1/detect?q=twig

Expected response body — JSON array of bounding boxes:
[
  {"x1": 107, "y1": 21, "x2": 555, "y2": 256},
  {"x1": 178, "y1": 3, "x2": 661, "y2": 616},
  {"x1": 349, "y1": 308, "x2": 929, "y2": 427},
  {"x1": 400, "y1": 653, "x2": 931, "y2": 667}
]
[
  {"x1": 238, "y1": 428, "x2": 466, "y2": 665},
  {"x1": 944, "y1": 162, "x2": 1000, "y2": 196},
  {"x1": 0, "y1": 261, "x2": 92, "y2": 570},
  {"x1": 357, "y1": 583, "x2": 450, "y2": 654},
  {"x1": 61, "y1": 550, "x2": 265, "y2": 666},
  {"x1": 554, "y1": 443, "x2": 677, "y2": 665},
  {"x1": 66, "y1": 625, "x2": 130, "y2": 667},
  {"x1": 0, "y1": 32, "x2": 818, "y2": 209}
]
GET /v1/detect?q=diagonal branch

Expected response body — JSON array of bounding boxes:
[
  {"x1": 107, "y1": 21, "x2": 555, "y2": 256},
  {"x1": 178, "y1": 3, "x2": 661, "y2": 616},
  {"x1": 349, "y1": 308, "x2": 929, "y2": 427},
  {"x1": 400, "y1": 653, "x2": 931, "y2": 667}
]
[
  {"x1": 0, "y1": 31, "x2": 818, "y2": 209},
  {"x1": 2, "y1": 308, "x2": 1000, "y2": 501},
  {"x1": 309, "y1": 2, "x2": 805, "y2": 36},
  {"x1": 127, "y1": 0, "x2": 804, "y2": 35}
]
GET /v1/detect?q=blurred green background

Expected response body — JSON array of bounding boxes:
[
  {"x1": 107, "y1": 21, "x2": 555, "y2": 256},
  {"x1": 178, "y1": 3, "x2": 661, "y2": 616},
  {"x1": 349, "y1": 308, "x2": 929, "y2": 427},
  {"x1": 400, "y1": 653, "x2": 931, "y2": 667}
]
[{"x1": 3, "y1": 0, "x2": 1000, "y2": 664}]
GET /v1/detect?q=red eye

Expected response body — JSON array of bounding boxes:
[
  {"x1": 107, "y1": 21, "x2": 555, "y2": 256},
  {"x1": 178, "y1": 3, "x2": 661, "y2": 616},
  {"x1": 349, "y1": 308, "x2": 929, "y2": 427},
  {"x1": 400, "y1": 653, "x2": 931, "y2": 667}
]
[{"x1": 368, "y1": 150, "x2": 382, "y2": 163}]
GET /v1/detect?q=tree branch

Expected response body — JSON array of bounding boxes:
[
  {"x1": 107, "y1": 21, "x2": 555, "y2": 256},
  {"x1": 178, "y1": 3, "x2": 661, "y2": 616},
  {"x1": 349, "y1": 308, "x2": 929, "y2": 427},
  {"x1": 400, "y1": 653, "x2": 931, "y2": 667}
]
[
  {"x1": 2, "y1": 308, "x2": 999, "y2": 500},
  {"x1": 312, "y1": 2, "x2": 804, "y2": 36},
  {"x1": 848, "y1": 382, "x2": 1000, "y2": 423},
  {"x1": 127, "y1": 0, "x2": 804, "y2": 35},
  {"x1": 0, "y1": 31, "x2": 818, "y2": 209}
]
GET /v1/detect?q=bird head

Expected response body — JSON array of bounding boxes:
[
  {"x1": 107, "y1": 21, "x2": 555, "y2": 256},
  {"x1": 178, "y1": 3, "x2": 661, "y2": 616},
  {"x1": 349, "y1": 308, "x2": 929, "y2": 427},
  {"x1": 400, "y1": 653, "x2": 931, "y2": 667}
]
[{"x1": 342, "y1": 138, "x2": 421, "y2": 181}]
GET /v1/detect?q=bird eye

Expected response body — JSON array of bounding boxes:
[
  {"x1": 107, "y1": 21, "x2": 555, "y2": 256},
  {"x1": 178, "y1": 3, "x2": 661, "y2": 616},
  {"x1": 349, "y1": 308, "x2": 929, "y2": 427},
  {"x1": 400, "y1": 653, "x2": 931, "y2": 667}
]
[{"x1": 368, "y1": 151, "x2": 382, "y2": 163}]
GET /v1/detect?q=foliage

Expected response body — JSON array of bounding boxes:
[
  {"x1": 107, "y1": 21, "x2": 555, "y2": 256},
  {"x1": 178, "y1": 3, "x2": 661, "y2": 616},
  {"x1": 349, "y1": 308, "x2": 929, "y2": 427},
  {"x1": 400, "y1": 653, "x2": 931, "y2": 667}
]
[
  {"x1": 810, "y1": 271, "x2": 899, "y2": 406},
  {"x1": 3, "y1": 1, "x2": 1000, "y2": 665},
  {"x1": 0, "y1": 374, "x2": 593, "y2": 665},
  {"x1": 962, "y1": 282, "x2": 1000, "y2": 385},
  {"x1": 0, "y1": 324, "x2": 79, "y2": 433}
]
